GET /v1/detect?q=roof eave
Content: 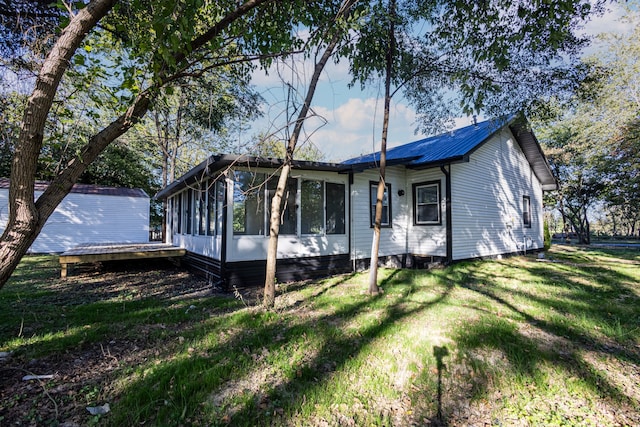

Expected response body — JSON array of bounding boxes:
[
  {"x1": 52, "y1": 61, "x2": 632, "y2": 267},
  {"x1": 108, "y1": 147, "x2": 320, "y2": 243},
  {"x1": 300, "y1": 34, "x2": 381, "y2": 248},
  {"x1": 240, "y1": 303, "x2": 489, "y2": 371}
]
[
  {"x1": 155, "y1": 154, "x2": 346, "y2": 199},
  {"x1": 509, "y1": 120, "x2": 558, "y2": 192}
]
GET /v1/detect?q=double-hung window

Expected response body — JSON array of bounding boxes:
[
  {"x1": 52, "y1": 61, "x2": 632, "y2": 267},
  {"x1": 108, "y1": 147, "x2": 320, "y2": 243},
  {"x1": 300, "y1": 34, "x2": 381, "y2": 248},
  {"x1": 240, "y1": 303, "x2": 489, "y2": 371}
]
[
  {"x1": 413, "y1": 181, "x2": 441, "y2": 225},
  {"x1": 370, "y1": 181, "x2": 391, "y2": 227}
]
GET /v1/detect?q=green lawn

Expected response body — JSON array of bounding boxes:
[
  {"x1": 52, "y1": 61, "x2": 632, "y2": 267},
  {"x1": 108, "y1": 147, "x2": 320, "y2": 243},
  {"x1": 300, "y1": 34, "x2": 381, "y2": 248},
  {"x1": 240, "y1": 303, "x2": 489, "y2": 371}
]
[{"x1": 1, "y1": 246, "x2": 639, "y2": 426}]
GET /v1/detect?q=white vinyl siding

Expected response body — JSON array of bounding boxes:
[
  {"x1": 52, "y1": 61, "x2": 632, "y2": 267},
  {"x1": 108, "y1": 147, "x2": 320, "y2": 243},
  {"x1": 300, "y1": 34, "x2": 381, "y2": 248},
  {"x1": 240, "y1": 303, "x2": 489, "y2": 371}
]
[
  {"x1": 350, "y1": 167, "x2": 409, "y2": 262},
  {"x1": 0, "y1": 190, "x2": 149, "y2": 254},
  {"x1": 406, "y1": 169, "x2": 447, "y2": 257},
  {"x1": 450, "y1": 128, "x2": 544, "y2": 260}
]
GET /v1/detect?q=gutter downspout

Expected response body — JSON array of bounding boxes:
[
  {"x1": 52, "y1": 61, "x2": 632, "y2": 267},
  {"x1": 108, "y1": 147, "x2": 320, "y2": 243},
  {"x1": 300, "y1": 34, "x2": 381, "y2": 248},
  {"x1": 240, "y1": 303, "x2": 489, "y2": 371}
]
[{"x1": 440, "y1": 164, "x2": 453, "y2": 263}]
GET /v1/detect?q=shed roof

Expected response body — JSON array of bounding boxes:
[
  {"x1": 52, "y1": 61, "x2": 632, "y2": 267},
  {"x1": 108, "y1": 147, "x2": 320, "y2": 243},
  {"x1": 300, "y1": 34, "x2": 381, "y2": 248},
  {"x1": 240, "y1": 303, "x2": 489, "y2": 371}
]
[{"x1": 0, "y1": 178, "x2": 149, "y2": 198}]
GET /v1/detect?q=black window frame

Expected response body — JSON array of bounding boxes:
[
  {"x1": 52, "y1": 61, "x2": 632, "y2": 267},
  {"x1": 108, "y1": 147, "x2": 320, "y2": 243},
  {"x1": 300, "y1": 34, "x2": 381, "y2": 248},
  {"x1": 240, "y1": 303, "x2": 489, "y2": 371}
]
[
  {"x1": 325, "y1": 182, "x2": 346, "y2": 235},
  {"x1": 413, "y1": 180, "x2": 442, "y2": 226},
  {"x1": 369, "y1": 181, "x2": 392, "y2": 228},
  {"x1": 523, "y1": 195, "x2": 532, "y2": 228}
]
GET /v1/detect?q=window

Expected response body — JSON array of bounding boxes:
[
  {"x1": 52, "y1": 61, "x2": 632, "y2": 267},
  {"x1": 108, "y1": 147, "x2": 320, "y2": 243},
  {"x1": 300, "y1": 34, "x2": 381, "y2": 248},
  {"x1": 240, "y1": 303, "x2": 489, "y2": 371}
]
[
  {"x1": 196, "y1": 188, "x2": 206, "y2": 235},
  {"x1": 207, "y1": 179, "x2": 225, "y2": 236},
  {"x1": 233, "y1": 172, "x2": 265, "y2": 235},
  {"x1": 230, "y1": 171, "x2": 346, "y2": 237},
  {"x1": 267, "y1": 177, "x2": 298, "y2": 235},
  {"x1": 413, "y1": 181, "x2": 441, "y2": 225},
  {"x1": 301, "y1": 180, "x2": 324, "y2": 234},
  {"x1": 370, "y1": 181, "x2": 391, "y2": 227},
  {"x1": 523, "y1": 196, "x2": 531, "y2": 228},
  {"x1": 325, "y1": 182, "x2": 345, "y2": 234},
  {"x1": 183, "y1": 189, "x2": 193, "y2": 234},
  {"x1": 172, "y1": 196, "x2": 181, "y2": 235}
]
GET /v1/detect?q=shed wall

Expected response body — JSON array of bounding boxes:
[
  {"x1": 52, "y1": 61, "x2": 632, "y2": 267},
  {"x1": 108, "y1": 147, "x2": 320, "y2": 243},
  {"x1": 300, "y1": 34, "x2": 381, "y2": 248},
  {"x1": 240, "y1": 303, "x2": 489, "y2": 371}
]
[{"x1": 0, "y1": 190, "x2": 150, "y2": 253}]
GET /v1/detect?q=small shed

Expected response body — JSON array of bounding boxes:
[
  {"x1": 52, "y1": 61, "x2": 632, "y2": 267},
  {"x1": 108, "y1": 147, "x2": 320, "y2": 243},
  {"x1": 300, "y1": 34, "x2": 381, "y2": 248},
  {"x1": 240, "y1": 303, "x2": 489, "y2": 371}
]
[{"x1": 0, "y1": 178, "x2": 150, "y2": 253}]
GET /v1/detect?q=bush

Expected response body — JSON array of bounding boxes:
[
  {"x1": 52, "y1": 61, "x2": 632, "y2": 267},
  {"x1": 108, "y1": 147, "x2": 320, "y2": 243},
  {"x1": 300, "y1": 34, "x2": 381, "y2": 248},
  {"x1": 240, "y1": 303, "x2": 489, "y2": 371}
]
[{"x1": 543, "y1": 220, "x2": 552, "y2": 250}]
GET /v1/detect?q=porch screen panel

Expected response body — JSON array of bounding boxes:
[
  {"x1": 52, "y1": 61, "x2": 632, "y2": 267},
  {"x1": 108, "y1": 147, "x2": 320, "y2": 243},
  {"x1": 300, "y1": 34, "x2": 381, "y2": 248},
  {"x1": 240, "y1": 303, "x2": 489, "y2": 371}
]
[
  {"x1": 184, "y1": 189, "x2": 193, "y2": 234},
  {"x1": 197, "y1": 188, "x2": 206, "y2": 235},
  {"x1": 326, "y1": 182, "x2": 345, "y2": 234},
  {"x1": 301, "y1": 180, "x2": 324, "y2": 234},
  {"x1": 215, "y1": 180, "x2": 225, "y2": 236},
  {"x1": 207, "y1": 180, "x2": 216, "y2": 236},
  {"x1": 176, "y1": 194, "x2": 182, "y2": 234},
  {"x1": 267, "y1": 177, "x2": 298, "y2": 235},
  {"x1": 233, "y1": 172, "x2": 265, "y2": 235}
]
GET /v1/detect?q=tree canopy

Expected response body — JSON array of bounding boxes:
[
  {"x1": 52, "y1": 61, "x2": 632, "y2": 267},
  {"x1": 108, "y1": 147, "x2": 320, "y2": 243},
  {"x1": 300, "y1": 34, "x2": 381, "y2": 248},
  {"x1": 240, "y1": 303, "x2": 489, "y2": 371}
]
[
  {"x1": 536, "y1": 10, "x2": 640, "y2": 241},
  {"x1": 0, "y1": 0, "x2": 620, "y2": 291}
]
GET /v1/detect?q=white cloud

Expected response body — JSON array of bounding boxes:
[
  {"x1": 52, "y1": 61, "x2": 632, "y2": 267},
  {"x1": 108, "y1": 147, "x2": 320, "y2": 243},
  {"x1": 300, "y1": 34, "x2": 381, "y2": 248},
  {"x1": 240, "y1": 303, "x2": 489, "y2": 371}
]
[
  {"x1": 582, "y1": 2, "x2": 635, "y2": 37},
  {"x1": 303, "y1": 98, "x2": 428, "y2": 161}
]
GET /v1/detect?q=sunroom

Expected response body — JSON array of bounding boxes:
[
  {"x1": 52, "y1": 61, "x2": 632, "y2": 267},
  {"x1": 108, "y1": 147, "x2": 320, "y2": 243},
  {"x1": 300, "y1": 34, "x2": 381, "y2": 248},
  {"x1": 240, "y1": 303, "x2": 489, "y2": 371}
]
[{"x1": 156, "y1": 155, "x2": 352, "y2": 287}]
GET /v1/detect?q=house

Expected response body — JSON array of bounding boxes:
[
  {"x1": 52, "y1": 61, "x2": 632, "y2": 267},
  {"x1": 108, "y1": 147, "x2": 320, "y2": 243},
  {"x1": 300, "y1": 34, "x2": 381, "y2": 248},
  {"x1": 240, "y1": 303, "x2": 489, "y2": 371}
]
[
  {"x1": 155, "y1": 115, "x2": 556, "y2": 287},
  {"x1": 0, "y1": 179, "x2": 150, "y2": 253}
]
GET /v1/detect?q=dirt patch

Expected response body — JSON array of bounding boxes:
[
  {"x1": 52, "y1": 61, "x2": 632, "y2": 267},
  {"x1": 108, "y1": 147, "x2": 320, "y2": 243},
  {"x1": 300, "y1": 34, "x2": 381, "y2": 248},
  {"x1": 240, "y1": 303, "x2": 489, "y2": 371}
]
[{"x1": 0, "y1": 261, "x2": 250, "y2": 426}]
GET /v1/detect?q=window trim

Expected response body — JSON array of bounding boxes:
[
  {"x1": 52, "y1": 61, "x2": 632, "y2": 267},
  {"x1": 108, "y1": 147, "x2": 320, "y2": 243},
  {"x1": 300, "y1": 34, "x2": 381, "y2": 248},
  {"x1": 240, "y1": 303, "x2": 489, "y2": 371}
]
[
  {"x1": 523, "y1": 195, "x2": 532, "y2": 228},
  {"x1": 369, "y1": 181, "x2": 392, "y2": 228},
  {"x1": 413, "y1": 180, "x2": 442, "y2": 226}
]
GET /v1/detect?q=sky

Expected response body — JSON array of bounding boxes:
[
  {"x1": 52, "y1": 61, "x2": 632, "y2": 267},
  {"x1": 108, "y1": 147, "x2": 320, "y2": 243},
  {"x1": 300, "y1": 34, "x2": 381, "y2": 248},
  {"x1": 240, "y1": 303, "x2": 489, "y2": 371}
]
[{"x1": 245, "y1": 1, "x2": 635, "y2": 163}]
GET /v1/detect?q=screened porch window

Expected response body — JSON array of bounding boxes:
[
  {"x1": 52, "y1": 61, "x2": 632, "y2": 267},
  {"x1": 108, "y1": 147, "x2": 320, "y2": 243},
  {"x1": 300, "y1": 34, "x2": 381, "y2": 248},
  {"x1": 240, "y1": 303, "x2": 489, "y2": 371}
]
[
  {"x1": 301, "y1": 180, "x2": 324, "y2": 234},
  {"x1": 325, "y1": 182, "x2": 345, "y2": 234},
  {"x1": 267, "y1": 177, "x2": 298, "y2": 235},
  {"x1": 207, "y1": 179, "x2": 225, "y2": 236},
  {"x1": 232, "y1": 171, "x2": 346, "y2": 236},
  {"x1": 174, "y1": 195, "x2": 182, "y2": 234},
  {"x1": 233, "y1": 172, "x2": 265, "y2": 235},
  {"x1": 196, "y1": 187, "x2": 206, "y2": 235},
  {"x1": 183, "y1": 189, "x2": 193, "y2": 234},
  {"x1": 301, "y1": 180, "x2": 346, "y2": 235}
]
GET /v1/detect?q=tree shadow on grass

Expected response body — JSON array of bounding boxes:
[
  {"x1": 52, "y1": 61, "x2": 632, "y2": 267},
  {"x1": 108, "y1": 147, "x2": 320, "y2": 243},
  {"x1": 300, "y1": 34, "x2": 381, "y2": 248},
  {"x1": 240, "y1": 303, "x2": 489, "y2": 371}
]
[
  {"x1": 421, "y1": 255, "x2": 640, "y2": 425},
  {"x1": 107, "y1": 269, "x2": 456, "y2": 426}
]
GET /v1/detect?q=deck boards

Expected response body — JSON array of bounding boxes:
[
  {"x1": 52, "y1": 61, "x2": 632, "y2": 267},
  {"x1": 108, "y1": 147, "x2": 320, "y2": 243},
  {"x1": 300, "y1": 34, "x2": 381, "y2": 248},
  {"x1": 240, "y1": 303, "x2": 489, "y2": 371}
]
[{"x1": 58, "y1": 243, "x2": 186, "y2": 278}]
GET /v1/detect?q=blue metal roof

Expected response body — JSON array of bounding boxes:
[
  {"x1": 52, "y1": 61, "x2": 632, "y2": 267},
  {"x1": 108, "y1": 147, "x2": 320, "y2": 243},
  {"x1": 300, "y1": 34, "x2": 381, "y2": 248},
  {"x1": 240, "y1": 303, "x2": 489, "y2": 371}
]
[{"x1": 342, "y1": 116, "x2": 511, "y2": 168}]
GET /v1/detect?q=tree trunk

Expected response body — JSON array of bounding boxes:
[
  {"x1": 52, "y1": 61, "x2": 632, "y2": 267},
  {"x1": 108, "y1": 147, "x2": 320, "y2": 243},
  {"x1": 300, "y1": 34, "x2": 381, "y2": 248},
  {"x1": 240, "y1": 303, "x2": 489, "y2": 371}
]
[
  {"x1": 0, "y1": 0, "x2": 270, "y2": 290},
  {"x1": 0, "y1": 0, "x2": 118, "y2": 288},
  {"x1": 263, "y1": 1, "x2": 355, "y2": 307},
  {"x1": 368, "y1": 0, "x2": 396, "y2": 295}
]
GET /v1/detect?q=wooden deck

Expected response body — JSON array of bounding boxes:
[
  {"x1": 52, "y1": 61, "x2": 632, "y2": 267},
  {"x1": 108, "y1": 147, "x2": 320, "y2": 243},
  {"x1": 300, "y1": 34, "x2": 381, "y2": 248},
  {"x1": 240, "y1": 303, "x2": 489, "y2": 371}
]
[{"x1": 59, "y1": 243, "x2": 186, "y2": 278}]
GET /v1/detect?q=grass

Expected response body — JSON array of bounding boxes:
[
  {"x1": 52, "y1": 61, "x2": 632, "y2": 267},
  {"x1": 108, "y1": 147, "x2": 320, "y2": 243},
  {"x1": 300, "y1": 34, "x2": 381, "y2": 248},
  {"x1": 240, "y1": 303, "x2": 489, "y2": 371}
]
[{"x1": 1, "y1": 245, "x2": 639, "y2": 426}]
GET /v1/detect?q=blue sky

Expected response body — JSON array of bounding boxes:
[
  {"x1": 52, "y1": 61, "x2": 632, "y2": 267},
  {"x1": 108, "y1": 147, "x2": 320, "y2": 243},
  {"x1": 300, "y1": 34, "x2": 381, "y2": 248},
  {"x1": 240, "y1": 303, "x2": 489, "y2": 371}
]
[{"x1": 247, "y1": 2, "x2": 634, "y2": 163}]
